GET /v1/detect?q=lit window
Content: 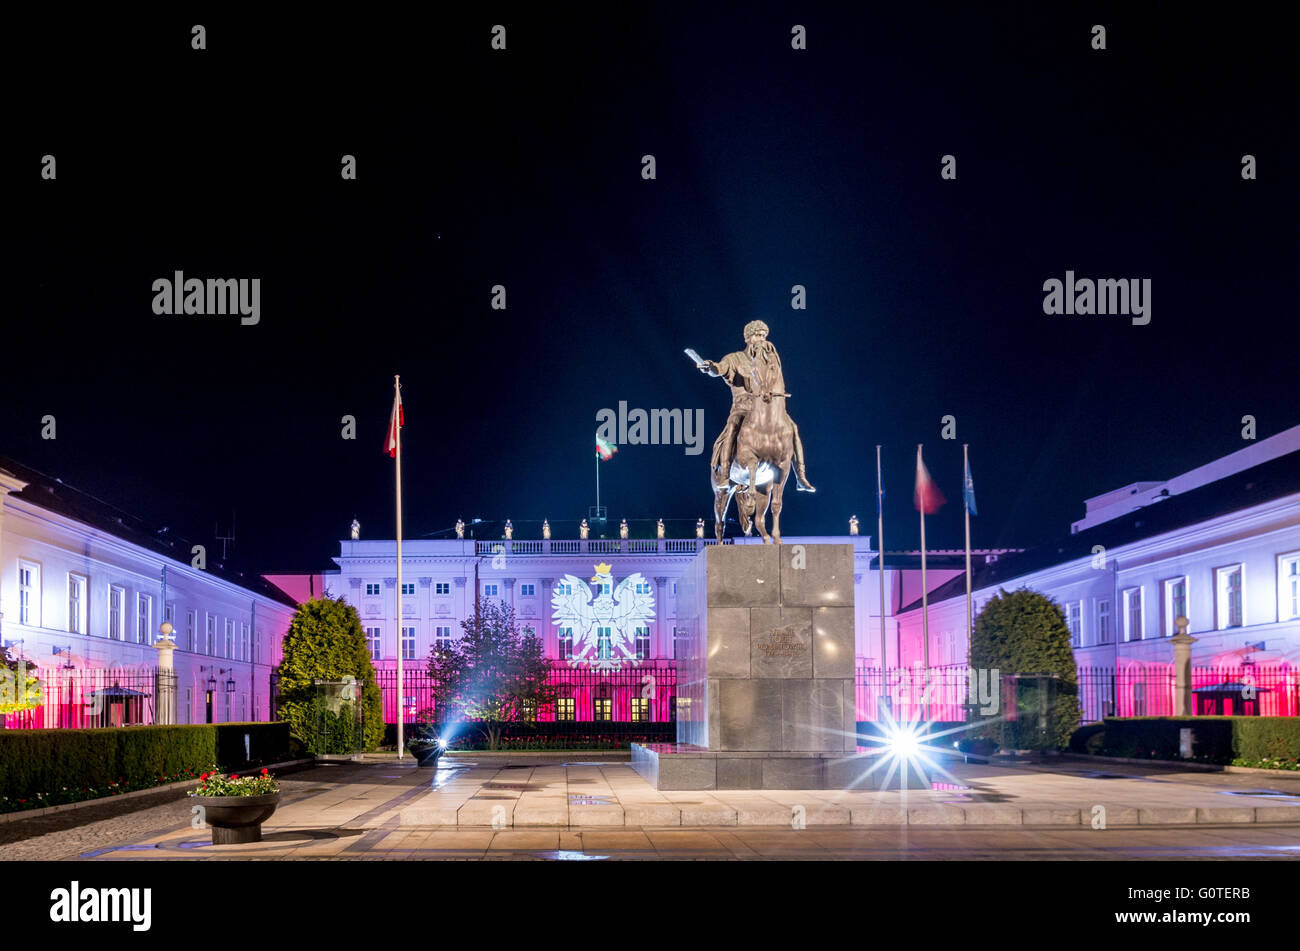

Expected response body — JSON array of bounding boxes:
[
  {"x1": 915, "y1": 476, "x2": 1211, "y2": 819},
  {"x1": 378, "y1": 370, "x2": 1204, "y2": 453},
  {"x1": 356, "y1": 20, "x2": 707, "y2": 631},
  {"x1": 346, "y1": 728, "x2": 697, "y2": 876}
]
[
  {"x1": 593, "y1": 696, "x2": 612, "y2": 721},
  {"x1": 1163, "y1": 577, "x2": 1188, "y2": 636},
  {"x1": 1064, "y1": 601, "x2": 1081, "y2": 647},
  {"x1": 67, "y1": 574, "x2": 86, "y2": 634},
  {"x1": 1278, "y1": 553, "x2": 1300, "y2": 621},
  {"x1": 109, "y1": 586, "x2": 125, "y2": 640},
  {"x1": 630, "y1": 697, "x2": 649, "y2": 722},
  {"x1": 521, "y1": 699, "x2": 537, "y2": 722},
  {"x1": 1124, "y1": 588, "x2": 1143, "y2": 641},
  {"x1": 137, "y1": 593, "x2": 152, "y2": 644},
  {"x1": 365, "y1": 583, "x2": 381, "y2": 596},
  {"x1": 1216, "y1": 566, "x2": 1244, "y2": 630},
  {"x1": 17, "y1": 562, "x2": 39, "y2": 627},
  {"x1": 401, "y1": 627, "x2": 416, "y2": 660},
  {"x1": 434, "y1": 626, "x2": 453, "y2": 651},
  {"x1": 365, "y1": 626, "x2": 381, "y2": 659},
  {"x1": 556, "y1": 698, "x2": 576, "y2": 721}
]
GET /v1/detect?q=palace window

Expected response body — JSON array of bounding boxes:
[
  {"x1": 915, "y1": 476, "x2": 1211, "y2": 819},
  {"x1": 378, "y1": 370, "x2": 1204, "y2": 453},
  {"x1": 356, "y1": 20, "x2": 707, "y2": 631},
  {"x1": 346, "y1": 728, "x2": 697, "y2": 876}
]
[
  {"x1": 557, "y1": 627, "x2": 574, "y2": 659},
  {"x1": 521, "y1": 699, "x2": 537, "y2": 722},
  {"x1": 109, "y1": 586, "x2": 125, "y2": 639},
  {"x1": 635, "y1": 582, "x2": 652, "y2": 595},
  {"x1": 554, "y1": 582, "x2": 572, "y2": 596},
  {"x1": 483, "y1": 584, "x2": 498, "y2": 597},
  {"x1": 596, "y1": 626, "x2": 612, "y2": 659},
  {"x1": 520, "y1": 583, "x2": 535, "y2": 596},
  {"x1": 556, "y1": 698, "x2": 575, "y2": 721},
  {"x1": 137, "y1": 593, "x2": 152, "y2": 644},
  {"x1": 401, "y1": 626, "x2": 416, "y2": 660},
  {"x1": 224, "y1": 619, "x2": 234, "y2": 658},
  {"x1": 187, "y1": 610, "x2": 197, "y2": 652},
  {"x1": 206, "y1": 614, "x2": 216, "y2": 654},
  {"x1": 634, "y1": 626, "x2": 651, "y2": 659},
  {"x1": 240, "y1": 622, "x2": 250, "y2": 661},
  {"x1": 365, "y1": 626, "x2": 381, "y2": 659},
  {"x1": 67, "y1": 574, "x2": 86, "y2": 634},
  {"x1": 435, "y1": 582, "x2": 450, "y2": 595},
  {"x1": 18, "y1": 562, "x2": 39, "y2": 626},
  {"x1": 630, "y1": 697, "x2": 650, "y2": 722},
  {"x1": 1163, "y1": 577, "x2": 1188, "y2": 636},
  {"x1": 1216, "y1": 565, "x2": 1244, "y2": 630},
  {"x1": 434, "y1": 626, "x2": 453, "y2": 651},
  {"x1": 1124, "y1": 588, "x2": 1143, "y2": 641},
  {"x1": 673, "y1": 626, "x2": 690, "y2": 659},
  {"x1": 401, "y1": 582, "x2": 415, "y2": 596},
  {"x1": 593, "y1": 695, "x2": 612, "y2": 721},
  {"x1": 1278, "y1": 553, "x2": 1300, "y2": 621},
  {"x1": 1065, "y1": 601, "x2": 1081, "y2": 647},
  {"x1": 1096, "y1": 600, "x2": 1111, "y2": 645},
  {"x1": 365, "y1": 583, "x2": 381, "y2": 596}
]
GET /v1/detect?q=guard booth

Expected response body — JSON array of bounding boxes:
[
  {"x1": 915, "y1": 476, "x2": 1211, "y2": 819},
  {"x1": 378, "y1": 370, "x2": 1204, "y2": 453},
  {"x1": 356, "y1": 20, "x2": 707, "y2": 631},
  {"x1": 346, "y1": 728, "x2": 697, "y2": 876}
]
[
  {"x1": 1194, "y1": 682, "x2": 1268, "y2": 716},
  {"x1": 999, "y1": 673, "x2": 1061, "y2": 750},
  {"x1": 306, "y1": 677, "x2": 366, "y2": 755}
]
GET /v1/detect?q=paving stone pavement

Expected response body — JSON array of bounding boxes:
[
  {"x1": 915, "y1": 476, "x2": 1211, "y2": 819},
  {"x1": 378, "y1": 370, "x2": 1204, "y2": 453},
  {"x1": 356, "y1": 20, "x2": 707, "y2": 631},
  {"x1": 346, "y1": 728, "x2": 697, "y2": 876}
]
[{"x1": 2, "y1": 756, "x2": 1299, "y2": 860}]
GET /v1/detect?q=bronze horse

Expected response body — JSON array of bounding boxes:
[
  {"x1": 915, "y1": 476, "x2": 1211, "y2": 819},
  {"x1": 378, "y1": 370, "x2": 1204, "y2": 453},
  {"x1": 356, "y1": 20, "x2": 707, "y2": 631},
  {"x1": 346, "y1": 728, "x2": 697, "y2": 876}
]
[{"x1": 712, "y1": 356, "x2": 795, "y2": 544}]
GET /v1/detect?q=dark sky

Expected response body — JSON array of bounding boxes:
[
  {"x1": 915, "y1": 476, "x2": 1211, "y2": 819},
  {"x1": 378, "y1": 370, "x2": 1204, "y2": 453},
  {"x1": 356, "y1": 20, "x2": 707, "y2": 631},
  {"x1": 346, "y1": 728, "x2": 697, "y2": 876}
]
[{"x1": 7, "y1": 5, "x2": 1297, "y2": 572}]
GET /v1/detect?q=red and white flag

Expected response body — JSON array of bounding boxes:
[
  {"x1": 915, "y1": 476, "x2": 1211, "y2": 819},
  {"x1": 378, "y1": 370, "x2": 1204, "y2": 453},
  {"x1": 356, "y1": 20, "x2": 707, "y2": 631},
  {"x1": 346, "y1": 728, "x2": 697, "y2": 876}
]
[
  {"x1": 385, "y1": 387, "x2": 404, "y2": 458},
  {"x1": 913, "y1": 444, "x2": 946, "y2": 514}
]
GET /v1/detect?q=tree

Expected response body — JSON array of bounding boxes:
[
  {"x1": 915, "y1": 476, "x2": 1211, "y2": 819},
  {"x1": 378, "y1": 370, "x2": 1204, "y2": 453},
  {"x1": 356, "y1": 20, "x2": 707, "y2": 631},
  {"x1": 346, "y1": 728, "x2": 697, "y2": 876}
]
[
  {"x1": 275, "y1": 596, "x2": 383, "y2": 752},
  {"x1": 426, "y1": 599, "x2": 556, "y2": 747},
  {"x1": 0, "y1": 646, "x2": 41, "y2": 715},
  {"x1": 969, "y1": 588, "x2": 1081, "y2": 750}
]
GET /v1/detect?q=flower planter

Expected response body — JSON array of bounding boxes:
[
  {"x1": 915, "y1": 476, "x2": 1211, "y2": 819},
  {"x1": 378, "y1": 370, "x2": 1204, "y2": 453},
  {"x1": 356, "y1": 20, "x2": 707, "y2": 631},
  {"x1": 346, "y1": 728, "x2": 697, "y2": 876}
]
[
  {"x1": 198, "y1": 792, "x2": 281, "y2": 844},
  {"x1": 409, "y1": 744, "x2": 443, "y2": 768}
]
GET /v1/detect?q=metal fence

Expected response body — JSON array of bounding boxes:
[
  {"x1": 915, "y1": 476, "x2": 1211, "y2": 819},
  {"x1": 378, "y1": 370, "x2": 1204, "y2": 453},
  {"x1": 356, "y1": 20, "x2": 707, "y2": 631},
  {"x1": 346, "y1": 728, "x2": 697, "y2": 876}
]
[
  {"x1": 374, "y1": 660, "x2": 678, "y2": 725},
  {"x1": 1, "y1": 665, "x2": 159, "y2": 729}
]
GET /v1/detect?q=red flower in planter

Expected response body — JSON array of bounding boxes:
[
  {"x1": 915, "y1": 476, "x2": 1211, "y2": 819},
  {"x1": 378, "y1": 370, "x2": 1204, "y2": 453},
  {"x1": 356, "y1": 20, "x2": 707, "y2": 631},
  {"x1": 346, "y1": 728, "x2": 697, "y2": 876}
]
[
  {"x1": 260, "y1": 768, "x2": 269, "y2": 775},
  {"x1": 229, "y1": 774, "x2": 239, "y2": 780}
]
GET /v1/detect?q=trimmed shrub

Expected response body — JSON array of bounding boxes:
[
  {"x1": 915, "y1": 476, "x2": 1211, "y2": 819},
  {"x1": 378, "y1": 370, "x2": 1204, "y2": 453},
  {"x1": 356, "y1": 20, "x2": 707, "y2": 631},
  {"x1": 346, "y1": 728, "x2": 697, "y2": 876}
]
[
  {"x1": 214, "y1": 722, "x2": 293, "y2": 770},
  {"x1": 1068, "y1": 717, "x2": 1300, "y2": 765},
  {"x1": 0, "y1": 723, "x2": 294, "y2": 804}
]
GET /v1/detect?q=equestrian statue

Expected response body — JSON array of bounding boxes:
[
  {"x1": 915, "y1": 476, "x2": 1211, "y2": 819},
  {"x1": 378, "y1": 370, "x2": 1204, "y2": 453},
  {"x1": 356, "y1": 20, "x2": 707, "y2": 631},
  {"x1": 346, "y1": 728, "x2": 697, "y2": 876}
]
[{"x1": 687, "y1": 320, "x2": 815, "y2": 544}]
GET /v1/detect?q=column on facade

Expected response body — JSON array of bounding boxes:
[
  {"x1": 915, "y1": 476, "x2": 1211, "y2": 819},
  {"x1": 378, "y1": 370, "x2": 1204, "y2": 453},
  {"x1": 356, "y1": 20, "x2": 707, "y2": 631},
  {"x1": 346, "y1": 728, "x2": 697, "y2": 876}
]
[
  {"x1": 383, "y1": 577, "x2": 397, "y2": 660},
  {"x1": 503, "y1": 577, "x2": 516, "y2": 614},
  {"x1": 454, "y1": 577, "x2": 467, "y2": 629},
  {"x1": 654, "y1": 577, "x2": 668, "y2": 659},
  {"x1": 418, "y1": 577, "x2": 432, "y2": 658},
  {"x1": 540, "y1": 578, "x2": 554, "y2": 657}
]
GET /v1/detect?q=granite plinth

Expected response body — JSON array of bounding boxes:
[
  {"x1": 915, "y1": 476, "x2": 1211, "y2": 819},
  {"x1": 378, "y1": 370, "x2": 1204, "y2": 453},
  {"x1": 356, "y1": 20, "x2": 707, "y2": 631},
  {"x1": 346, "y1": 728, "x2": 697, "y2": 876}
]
[
  {"x1": 667, "y1": 544, "x2": 862, "y2": 788},
  {"x1": 631, "y1": 743, "x2": 932, "y2": 791}
]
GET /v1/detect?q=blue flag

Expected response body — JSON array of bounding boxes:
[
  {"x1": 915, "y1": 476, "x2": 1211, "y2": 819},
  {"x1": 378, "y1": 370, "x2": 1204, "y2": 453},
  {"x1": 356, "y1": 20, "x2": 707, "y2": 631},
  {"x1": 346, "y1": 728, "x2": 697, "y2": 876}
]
[{"x1": 963, "y1": 456, "x2": 977, "y2": 515}]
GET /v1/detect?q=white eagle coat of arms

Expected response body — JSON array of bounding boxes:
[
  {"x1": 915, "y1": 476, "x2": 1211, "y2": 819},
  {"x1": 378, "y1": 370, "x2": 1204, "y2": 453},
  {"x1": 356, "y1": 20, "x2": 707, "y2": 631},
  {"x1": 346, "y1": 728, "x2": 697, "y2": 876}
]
[{"x1": 551, "y1": 563, "x2": 655, "y2": 670}]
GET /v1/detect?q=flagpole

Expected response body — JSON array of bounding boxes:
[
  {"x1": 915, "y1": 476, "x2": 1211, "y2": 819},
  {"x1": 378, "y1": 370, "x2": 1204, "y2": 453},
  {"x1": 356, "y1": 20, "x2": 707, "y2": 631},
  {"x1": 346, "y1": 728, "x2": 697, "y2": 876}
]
[
  {"x1": 596, "y1": 441, "x2": 600, "y2": 514},
  {"x1": 919, "y1": 444, "x2": 930, "y2": 721},
  {"x1": 963, "y1": 443, "x2": 973, "y2": 669},
  {"x1": 394, "y1": 375, "x2": 404, "y2": 760},
  {"x1": 876, "y1": 445, "x2": 886, "y2": 673}
]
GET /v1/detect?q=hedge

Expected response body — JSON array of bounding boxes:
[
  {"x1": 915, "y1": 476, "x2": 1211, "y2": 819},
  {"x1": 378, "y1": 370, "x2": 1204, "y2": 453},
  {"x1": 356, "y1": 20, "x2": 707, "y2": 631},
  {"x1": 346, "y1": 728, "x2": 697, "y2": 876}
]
[
  {"x1": 0, "y1": 723, "x2": 292, "y2": 801},
  {"x1": 1068, "y1": 717, "x2": 1300, "y2": 765}
]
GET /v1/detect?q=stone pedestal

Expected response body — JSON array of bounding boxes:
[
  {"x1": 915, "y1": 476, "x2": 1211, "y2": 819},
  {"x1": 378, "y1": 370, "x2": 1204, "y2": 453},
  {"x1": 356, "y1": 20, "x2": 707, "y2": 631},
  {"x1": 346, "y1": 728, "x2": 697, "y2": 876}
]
[{"x1": 633, "y1": 543, "x2": 882, "y2": 789}]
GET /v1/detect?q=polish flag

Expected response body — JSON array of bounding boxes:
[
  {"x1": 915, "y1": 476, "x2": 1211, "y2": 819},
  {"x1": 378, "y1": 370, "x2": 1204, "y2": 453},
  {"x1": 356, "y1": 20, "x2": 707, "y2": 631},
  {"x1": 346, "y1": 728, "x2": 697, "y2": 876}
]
[
  {"x1": 385, "y1": 388, "x2": 404, "y2": 458},
  {"x1": 913, "y1": 445, "x2": 946, "y2": 514}
]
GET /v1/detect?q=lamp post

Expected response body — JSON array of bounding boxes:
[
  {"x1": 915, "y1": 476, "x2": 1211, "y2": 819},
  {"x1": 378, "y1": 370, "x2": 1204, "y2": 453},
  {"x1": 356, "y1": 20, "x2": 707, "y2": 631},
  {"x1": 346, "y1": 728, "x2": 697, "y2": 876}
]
[{"x1": 155, "y1": 620, "x2": 177, "y2": 725}]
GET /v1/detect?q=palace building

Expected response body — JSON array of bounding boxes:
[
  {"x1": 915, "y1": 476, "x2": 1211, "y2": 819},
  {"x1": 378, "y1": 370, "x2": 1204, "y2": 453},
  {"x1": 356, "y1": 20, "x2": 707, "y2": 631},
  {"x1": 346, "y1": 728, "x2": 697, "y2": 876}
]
[{"x1": 0, "y1": 457, "x2": 298, "y2": 728}]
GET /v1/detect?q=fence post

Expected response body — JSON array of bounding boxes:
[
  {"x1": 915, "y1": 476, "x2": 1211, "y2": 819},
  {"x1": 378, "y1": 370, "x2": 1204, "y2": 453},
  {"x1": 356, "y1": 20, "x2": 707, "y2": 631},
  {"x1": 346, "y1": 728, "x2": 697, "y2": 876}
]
[
  {"x1": 154, "y1": 635, "x2": 178, "y2": 725},
  {"x1": 1170, "y1": 616, "x2": 1197, "y2": 717}
]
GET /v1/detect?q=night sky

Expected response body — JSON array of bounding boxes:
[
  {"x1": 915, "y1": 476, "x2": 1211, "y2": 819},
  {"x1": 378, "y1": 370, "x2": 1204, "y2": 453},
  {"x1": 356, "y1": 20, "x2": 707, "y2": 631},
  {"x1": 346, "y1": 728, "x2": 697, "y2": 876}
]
[{"x1": 8, "y1": 5, "x2": 1297, "y2": 573}]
